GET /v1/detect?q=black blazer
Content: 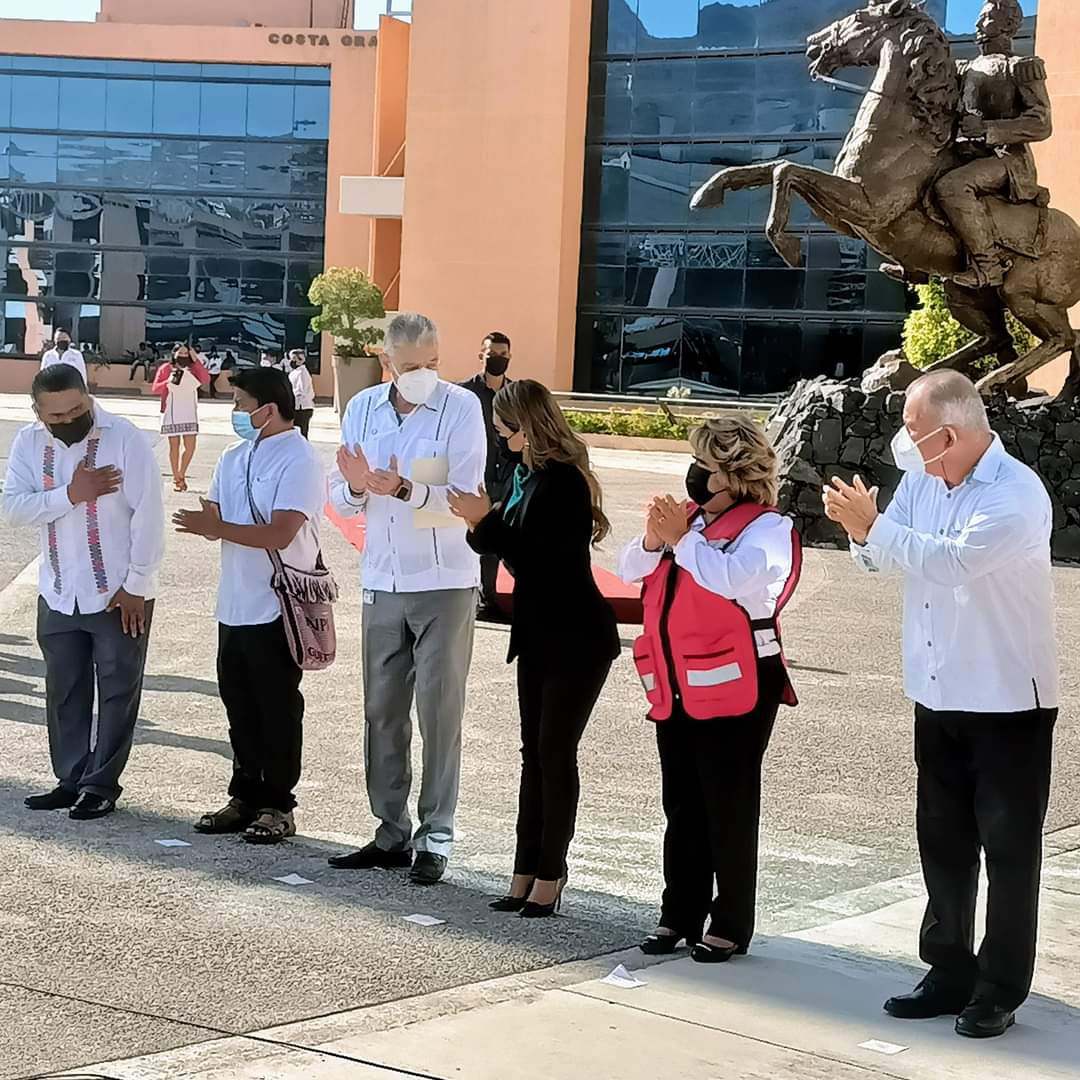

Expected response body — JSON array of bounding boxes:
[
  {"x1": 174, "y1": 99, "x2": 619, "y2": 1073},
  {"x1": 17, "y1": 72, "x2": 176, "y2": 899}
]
[{"x1": 468, "y1": 460, "x2": 620, "y2": 664}]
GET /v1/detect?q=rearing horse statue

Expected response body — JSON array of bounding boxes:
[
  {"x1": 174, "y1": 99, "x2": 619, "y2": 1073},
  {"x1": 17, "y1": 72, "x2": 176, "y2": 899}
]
[{"x1": 691, "y1": 0, "x2": 1080, "y2": 399}]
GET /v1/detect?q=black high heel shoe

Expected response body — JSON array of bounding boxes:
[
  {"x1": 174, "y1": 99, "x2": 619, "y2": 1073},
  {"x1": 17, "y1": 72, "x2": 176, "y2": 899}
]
[
  {"x1": 519, "y1": 877, "x2": 566, "y2": 919},
  {"x1": 489, "y1": 894, "x2": 529, "y2": 913},
  {"x1": 640, "y1": 930, "x2": 687, "y2": 956}
]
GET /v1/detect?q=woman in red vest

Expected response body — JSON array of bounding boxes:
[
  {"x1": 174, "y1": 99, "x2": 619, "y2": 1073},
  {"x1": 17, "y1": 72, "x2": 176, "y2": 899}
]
[
  {"x1": 449, "y1": 380, "x2": 619, "y2": 918},
  {"x1": 619, "y1": 416, "x2": 801, "y2": 963}
]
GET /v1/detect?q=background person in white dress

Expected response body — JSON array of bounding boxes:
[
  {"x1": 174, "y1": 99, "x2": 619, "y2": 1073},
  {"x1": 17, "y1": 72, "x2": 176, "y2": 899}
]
[
  {"x1": 39, "y1": 329, "x2": 86, "y2": 385},
  {"x1": 153, "y1": 342, "x2": 210, "y2": 493},
  {"x1": 287, "y1": 349, "x2": 315, "y2": 439}
]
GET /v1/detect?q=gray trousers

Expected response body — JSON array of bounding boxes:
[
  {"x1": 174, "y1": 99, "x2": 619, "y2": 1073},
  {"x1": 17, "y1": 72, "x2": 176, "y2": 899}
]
[
  {"x1": 36, "y1": 596, "x2": 154, "y2": 801},
  {"x1": 362, "y1": 587, "x2": 476, "y2": 857}
]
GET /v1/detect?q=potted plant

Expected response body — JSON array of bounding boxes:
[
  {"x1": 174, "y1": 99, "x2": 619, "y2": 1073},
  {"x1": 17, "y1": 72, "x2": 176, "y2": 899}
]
[{"x1": 308, "y1": 266, "x2": 386, "y2": 415}]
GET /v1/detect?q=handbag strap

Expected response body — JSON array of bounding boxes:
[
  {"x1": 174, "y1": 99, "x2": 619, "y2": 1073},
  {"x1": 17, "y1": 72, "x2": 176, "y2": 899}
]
[{"x1": 244, "y1": 439, "x2": 329, "y2": 577}]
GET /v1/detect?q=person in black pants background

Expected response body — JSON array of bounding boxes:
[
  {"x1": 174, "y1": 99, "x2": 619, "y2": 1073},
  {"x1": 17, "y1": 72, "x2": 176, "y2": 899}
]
[
  {"x1": 450, "y1": 379, "x2": 618, "y2": 917},
  {"x1": 459, "y1": 331, "x2": 515, "y2": 619}
]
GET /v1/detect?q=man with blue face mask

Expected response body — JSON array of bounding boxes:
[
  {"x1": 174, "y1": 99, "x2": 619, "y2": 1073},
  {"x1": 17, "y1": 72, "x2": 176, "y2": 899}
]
[
  {"x1": 824, "y1": 371, "x2": 1058, "y2": 1040},
  {"x1": 173, "y1": 367, "x2": 326, "y2": 845},
  {"x1": 328, "y1": 313, "x2": 486, "y2": 885}
]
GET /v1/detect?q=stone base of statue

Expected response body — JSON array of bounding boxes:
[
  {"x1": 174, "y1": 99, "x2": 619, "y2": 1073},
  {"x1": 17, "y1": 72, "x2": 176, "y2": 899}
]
[{"x1": 769, "y1": 377, "x2": 1080, "y2": 562}]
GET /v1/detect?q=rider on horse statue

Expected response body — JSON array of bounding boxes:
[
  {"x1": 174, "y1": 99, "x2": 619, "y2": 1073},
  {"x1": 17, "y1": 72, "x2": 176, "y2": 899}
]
[{"x1": 936, "y1": 0, "x2": 1052, "y2": 290}]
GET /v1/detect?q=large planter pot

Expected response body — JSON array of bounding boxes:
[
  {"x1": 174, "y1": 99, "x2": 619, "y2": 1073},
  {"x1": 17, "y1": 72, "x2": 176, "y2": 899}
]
[{"x1": 334, "y1": 351, "x2": 383, "y2": 418}]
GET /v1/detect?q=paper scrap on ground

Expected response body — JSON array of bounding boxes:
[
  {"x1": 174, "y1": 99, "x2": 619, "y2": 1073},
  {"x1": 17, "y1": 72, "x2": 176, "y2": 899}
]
[
  {"x1": 602, "y1": 964, "x2": 647, "y2": 989},
  {"x1": 403, "y1": 913, "x2": 446, "y2": 927},
  {"x1": 154, "y1": 839, "x2": 192, "y2": 848},
  {"x1": 273, "y1": 873, "x2": 314, "y2": 886},
  {"x1": 858, "y1": 1040, "x2": 908, "y2": 1056}
]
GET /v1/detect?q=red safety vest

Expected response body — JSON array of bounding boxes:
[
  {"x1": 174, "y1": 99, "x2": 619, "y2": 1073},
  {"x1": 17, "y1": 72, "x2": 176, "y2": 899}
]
[{"x1": 632, "y1": 502, "x2": 802, "y2": 722}]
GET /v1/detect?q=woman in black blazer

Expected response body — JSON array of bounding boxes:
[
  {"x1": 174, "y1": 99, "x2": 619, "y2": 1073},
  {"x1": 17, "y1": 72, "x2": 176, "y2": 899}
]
[{"x1": 449, "y1": 380, "x2": 619, "y2": 918}]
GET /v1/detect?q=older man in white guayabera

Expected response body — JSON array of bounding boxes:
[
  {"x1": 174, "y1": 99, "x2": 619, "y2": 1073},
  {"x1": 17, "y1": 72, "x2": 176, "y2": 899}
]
[
  {"x1": 328, "y1": 313, "x2": 487, "y2": 886},
  {"x1": 824, "y1": 370, "x2": 1058, "y2": 1041}
]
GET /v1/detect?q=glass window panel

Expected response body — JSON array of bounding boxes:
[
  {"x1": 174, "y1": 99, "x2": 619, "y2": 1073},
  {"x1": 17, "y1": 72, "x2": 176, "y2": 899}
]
[
  {"x1": 697, "y1": 0, "x2": 759, "y2": 51},
  {"x1": 865, "y1": 269, "x2": 908, "y2": 313},
  {"x1": 107, "y1": 60, "x2": 154, "y2": 74},
  {"x1": 58, "y1": 155, "x2": 104, "y2": 186},
  {"x1": 151, "y1": 140, "x2": 199, "y2": 190},
  {"x1": 200, "y1": 83, "x2": 247, "y2": 136},
  {"x1": 681, "y1": 316, "x2": 742, "y2": 395},
  {"x1": 628, "y1": 145, "x2": 691, "y2": 227},
  {"x1": 289, "y1": 167, "x2": 328, "y2": 196},
  {"x1": 106, "y1": 79, "x2": 153, "y2": 133},
  {"x1": 203, "y1": 64, "x2": 256, "y2": 80},
  {"x1": 9, "y1": 133, "x2": 57, "y2": 156},
  {"x1": 863, "y1": 322, "x2": 904, "y2": 368},
  {"x1": 685, "y1": 234, "x2": 745, "y2": 268},
  {"x1": 57, "y1": 76, "x2": 106, "y2": 131},
  {"x1": 12, "y1": 74, "x2": 59, "y2": 128},
  {"x1": 748, "y1": 234, "x2": 804, "y2": 268},
  {"x1": 293, "y1": 66, "x2": 329, "y2": 81},
  {"x1": 745, "y1": 268, "x2": 804, "y2": 309},
  {"x1": 10, "y1": 156, "x2": 58, "y2": 183},
  {"x1": 194, "y1": 276, "x2": 241, "y2": 305},
  {"x1": 622, "y1": 315, "x2": 682, "y2": 394},
  {"x1": 0, "y1": 74, "x2": 10, "y2": 127},
  {"x1": 757, "y1": 0, "x2": 854, "y2": 48},
  {"x1": 686, "y1": 143, "x2": 763, "y2": 227},
  {"x1": 581, "y1": 231, "x2": 628, "y2": 267},
  {"x1": 808, "y1": 235, "x2": 867, "y2": 270},
  {"x1": 582, "y1": 145, "x2": 630, "y2": 225},
  {"x1": 755, "y1": 55, "x2": 817, "y2": 135},
  {"x1": 142, "y1": 275, "x2": 192, "y2": 302},
  {"x1": 242, "y1": 278, "x2": 285, "y2": 306},
  {"x1": 155, "y1": 63, "x2": 201, "y2": 76},
  {"x1": 684, "y1": 268, "x2": 744, "y2": 308},
  {"x1": 293, "y1": 84, "x2": 330, "y2": 140},
  {"x1": 148, "y1": 255, "x2": 190, "y2": 276},
  {"x1": 104, "y1": 138, "x2": 153, "y2": 187},
  {"x1": 636, "y1": 0, "x2": 698, "y2": 51},
  {"x1": 804, "y1": 270, "x2": 866, "y2": 312},
  {"x1": 153, "y1": 80, "x2": 199, "y2": 136},
  {"x1": 588, "y1": 91, "x2": 631, "y2": 138},
  {"x1": 802, "y1": 322, "x2": 865, "y2": 380},
  {"x1": 740, "y1": 320, "x2": 802, "y2": 393},
  {"x1": 575, "y1": 313, "x2": 622, "y2": 393},
  {"x1": 598, "y1": 0, "x2": 640, "y2": 54},
  {"x1": 248, "y1": 83, "x2": 294, "y2": 138},
  {"x1": 242, "y1": 259, "x2": 285, "y2": 280}
]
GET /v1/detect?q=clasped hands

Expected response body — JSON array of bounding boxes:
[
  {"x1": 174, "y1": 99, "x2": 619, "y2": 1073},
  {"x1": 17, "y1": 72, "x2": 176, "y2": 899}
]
[
  {"x1": 336, "y1": 445, "x2": 410, "y2": 499},
  {"x1": 643, "y1": 495, "x2": 692, "y2": 552},
  {"x1": 822, "y1": 475, "x2": 880, "y2": 545}
]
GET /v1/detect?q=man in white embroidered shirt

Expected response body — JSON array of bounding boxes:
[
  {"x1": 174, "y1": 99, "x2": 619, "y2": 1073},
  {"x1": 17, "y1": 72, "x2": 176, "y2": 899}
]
[
  {"x1": 39, "y1": 328, "x2": 87, "y2": 385},
  {"x1": 825, "y1": 370, "x2": 1058, "y2": 1041},
  {"x1": 328, "y1": 313, "x2": 486, "y2": 885},
  {"x1": 3, "y1": 365, "x2": 164, "y2": 820}
]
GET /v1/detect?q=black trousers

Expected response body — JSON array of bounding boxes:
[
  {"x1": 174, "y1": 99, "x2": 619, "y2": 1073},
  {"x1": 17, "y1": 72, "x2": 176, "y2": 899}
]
[
  {"x1": 655, "y1": 655, "x2": 786, "y2": 948},
  {"x1": 514, "y1": 650, "x2": 612, "y2": 880},
  {"x1": 294, "y1": 408, "x2": 313, "y2": 439},
  {"x1": 914, "y1": 704, "x2": 1056, "y2": 1010},
  {"x1": 217, "y1": 618, "x2": 304, "y2": 812},
  {"x1": 479, "y1": 553, "x2": 500, "y2": 608}
]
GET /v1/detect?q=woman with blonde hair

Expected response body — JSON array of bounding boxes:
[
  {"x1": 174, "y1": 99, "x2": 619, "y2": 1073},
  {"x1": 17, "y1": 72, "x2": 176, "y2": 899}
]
[
  {"x1": 619, "y1": 415, "x2": 802, "y2": 963},
  {"x1": 450, "y1": 379, "x2": 618, "y2": 918}
]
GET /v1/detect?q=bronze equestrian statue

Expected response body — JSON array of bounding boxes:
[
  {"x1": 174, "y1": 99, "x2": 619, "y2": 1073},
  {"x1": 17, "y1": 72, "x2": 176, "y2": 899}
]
[{"x1": 691, "y1": 0, "x2": 1080, "y2": 400}]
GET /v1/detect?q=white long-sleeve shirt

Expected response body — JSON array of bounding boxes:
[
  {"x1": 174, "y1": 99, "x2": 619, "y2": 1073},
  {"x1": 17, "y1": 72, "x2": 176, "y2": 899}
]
[
  {"x1": 618, "y1": 511, "x2": 795, "y2": 657},
  {"x1": 329, "y1": 380, "x2": 486, "y2": 593},
  {"x1": 3, "y1": 402, "x2": 165, "y2": 614},
  {"x1": 853, "y1": 434, "x2": 1058, "y2": 713},
  {"x1": 289, "y1": 364, "x2": 316, "y2": 411},
  {"x1": 40, "y1": 346, "x2": 87, "y2": 384}
]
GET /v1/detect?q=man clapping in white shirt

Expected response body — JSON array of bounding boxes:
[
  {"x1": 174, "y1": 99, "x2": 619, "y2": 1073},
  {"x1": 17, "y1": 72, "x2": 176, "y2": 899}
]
[
  {"x1": 825, "y1": 370, "x2": 1058, "y2": 1041},
  {"x1": 3, "y1": 364, "x2": 164, "y2": 820},
  {"x1": 39, "y1": 328, "x2": 87, "y2": 385}
]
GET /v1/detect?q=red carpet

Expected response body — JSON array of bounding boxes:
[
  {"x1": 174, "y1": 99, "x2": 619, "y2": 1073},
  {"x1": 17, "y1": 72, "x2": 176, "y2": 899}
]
[{"x1": 324, "y1": 502, "x2": 643, "y2": 625}]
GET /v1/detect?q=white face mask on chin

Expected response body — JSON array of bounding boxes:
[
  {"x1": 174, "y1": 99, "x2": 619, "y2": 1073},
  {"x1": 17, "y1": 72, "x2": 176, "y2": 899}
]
[
  {"x1": 393, "y1": 364, "x2": 439, "y2": 406},
  {"x1": 891, "y1": 426, "x2": 948, "y2": 473}
]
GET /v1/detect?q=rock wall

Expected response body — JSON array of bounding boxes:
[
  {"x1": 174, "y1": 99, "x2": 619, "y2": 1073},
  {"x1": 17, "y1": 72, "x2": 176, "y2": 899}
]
[{"x1": 768, "y1": 377, "x2": 1080, "y2": 563}]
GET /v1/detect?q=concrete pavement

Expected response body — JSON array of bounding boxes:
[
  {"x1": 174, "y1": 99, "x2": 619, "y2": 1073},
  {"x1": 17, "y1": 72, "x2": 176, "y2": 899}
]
[{"x1": 1, "y1": 392, "x2": 1078, "y2": 1078}]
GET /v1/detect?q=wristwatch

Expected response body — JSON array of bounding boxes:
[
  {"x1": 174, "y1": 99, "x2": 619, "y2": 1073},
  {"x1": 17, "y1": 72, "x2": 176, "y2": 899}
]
[{"x1": 393, "y1": 480, "x2": 411, "y2": 501}]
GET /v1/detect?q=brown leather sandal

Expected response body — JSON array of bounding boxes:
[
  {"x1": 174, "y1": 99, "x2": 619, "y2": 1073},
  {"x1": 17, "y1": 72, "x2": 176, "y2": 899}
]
[
  {"x1": 243, "y1": 808, "x2": 296, "y2": 845},
  {"x1": 194, "y1": 797, "x2": 256, "y2": 834}
]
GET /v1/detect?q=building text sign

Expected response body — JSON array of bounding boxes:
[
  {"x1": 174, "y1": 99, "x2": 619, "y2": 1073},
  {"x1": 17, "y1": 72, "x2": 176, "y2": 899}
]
[{"x1": 268, "y1": 33, "x2": 377, "y2": 47}]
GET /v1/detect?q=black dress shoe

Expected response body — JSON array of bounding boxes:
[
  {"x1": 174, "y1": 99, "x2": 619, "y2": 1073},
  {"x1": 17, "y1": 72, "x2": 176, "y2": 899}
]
[
  {"x1": 956, "y1": 1001, "x2": 1016, "y2": 1039},
  {"x1": 690, "y1": 941, "x2": 741, "y2": 964},
  {"x1": 884, "y1": 983, "x2": 970, "y2": 1019},
  {"x1": 69, "y1": 793, "x2": 116, "y2": 820},
  {"x1": 489, "y1": 895, "x2": 529, "y2": 912},
  {"x1": 24, "y1": 786, "x2": 78, "y2": 811},
  {"x1": 640, "y1": 932, "x2": 686, "y2": 956},
  {"x1": 410, "y1": 852, "x2": 447, "y2": 885},
  {"x1": 328, "y1": 841, "x2": 412, "y2": 870}
]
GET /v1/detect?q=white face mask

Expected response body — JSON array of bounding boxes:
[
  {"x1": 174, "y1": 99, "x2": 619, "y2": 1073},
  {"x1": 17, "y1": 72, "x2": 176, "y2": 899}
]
[
  {"x1": 892, "y1": 426, "x2": 948, "y2": 473},
  {"x1": 393, "y1": 364, "x2": 439, "y2": 406}
]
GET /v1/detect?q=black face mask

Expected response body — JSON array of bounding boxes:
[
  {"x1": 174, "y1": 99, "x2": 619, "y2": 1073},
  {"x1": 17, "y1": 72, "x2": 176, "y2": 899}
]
[
  {"x1": 56, "y1": 340, "x2": 71, "y2": 352},
  {"x1": 48, "y1": 409, "x2": 94, "y2": 447},
  {"x1": 484, "y1": 354, "x2": 510, "y2": 377},
  {"x1": 686, "y1": 463, "x2": 718, "y2": 507}
]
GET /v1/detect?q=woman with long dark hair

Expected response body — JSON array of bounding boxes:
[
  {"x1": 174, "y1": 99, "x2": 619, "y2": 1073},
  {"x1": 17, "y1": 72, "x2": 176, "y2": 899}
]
[
  {"x1": 449, "y1": 379, "x2": 619, "y2": 918},
  {"x1": 153, "y1": 342, "x2": 209, "y2": 492}
]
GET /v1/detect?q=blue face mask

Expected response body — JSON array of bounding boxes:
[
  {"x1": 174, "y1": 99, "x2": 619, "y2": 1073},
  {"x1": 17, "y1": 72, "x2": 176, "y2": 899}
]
[{"x1": 231, "y1": 406, "x2": 265, "y2": 441}]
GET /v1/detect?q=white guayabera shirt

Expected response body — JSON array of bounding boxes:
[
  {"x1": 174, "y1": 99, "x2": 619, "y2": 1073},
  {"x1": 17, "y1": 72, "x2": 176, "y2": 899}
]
[{"x1": 853, "y1": 435, "x2": 1059, "y2": 714}]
